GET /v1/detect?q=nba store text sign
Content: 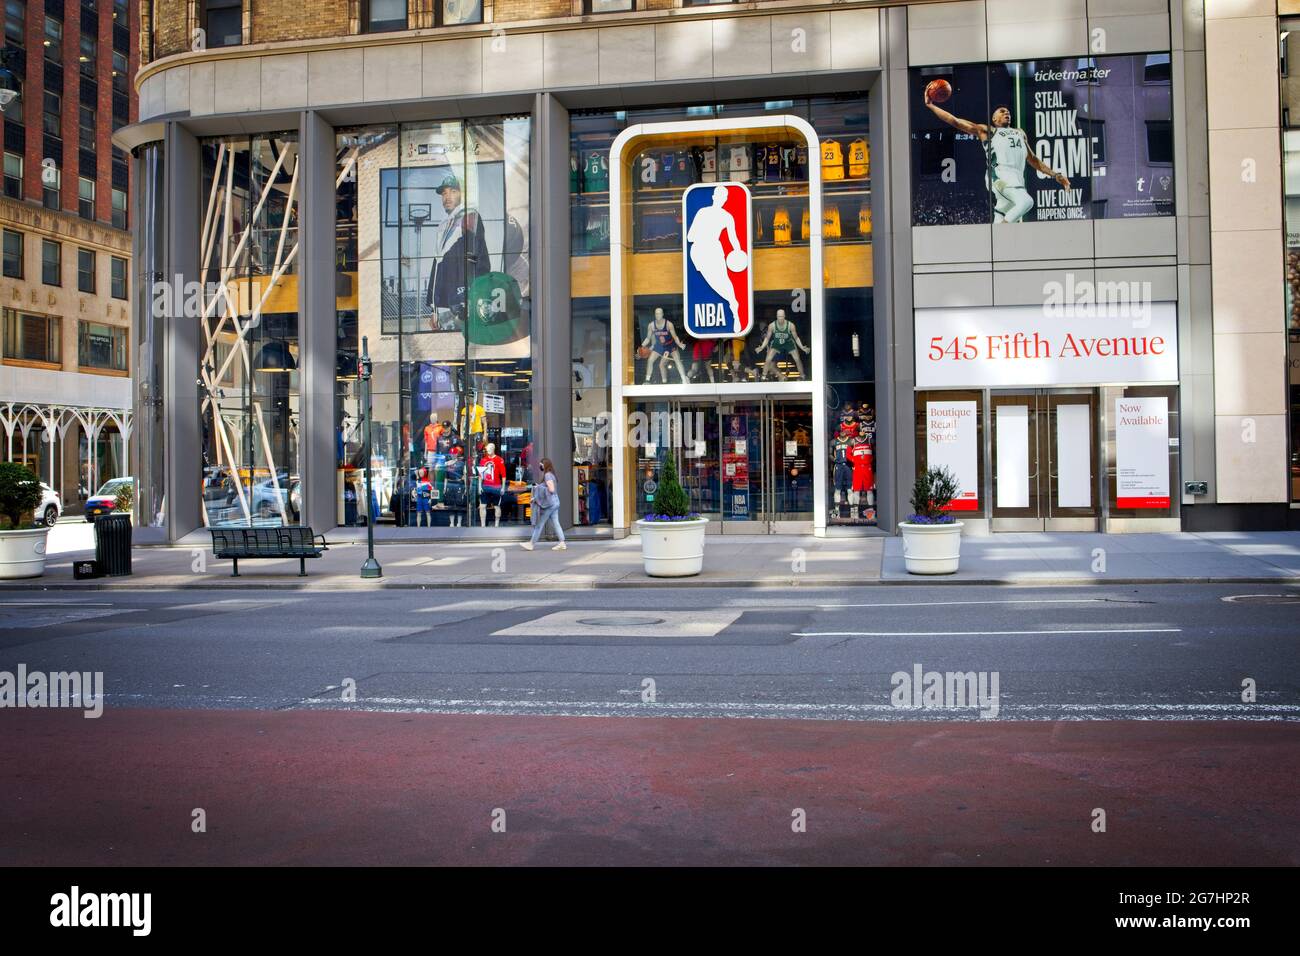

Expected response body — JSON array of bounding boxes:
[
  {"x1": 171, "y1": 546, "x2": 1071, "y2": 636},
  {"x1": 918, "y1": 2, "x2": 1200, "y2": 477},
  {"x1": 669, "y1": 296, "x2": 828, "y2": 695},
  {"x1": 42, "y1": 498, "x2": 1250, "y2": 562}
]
[
  {"x1": 683, "y1": 182, "x2": 753, "y2": 338},
  {"x1": 915, "y1": 303, "x2": 1178, "y2": 389}
]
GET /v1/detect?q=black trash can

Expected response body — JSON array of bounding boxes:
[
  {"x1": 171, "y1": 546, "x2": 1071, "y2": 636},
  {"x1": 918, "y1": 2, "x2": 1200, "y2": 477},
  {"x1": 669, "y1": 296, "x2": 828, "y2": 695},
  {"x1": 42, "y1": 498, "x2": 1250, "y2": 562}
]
[{"x1": 94, "y1": 513, "x2": 133, "y2": 576}]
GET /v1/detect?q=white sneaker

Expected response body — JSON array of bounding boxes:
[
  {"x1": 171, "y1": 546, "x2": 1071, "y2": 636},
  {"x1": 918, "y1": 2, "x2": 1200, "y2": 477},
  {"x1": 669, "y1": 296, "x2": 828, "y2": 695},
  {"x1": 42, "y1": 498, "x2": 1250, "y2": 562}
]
[
  {"x1": 520, "y1": 542, "x2": 534, "y2": 551},
  {"x1": 552, "y1": 543, "x2": 567, "y2": 551}
]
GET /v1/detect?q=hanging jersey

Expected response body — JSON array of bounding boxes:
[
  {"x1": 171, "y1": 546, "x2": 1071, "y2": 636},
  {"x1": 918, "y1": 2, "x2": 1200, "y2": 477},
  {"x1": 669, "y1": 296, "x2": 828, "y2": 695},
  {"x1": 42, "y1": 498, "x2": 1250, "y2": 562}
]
[
  {"x1": 801, "y1": 207, "x2": 811, "y2": 241},
  {"x1": 773, "y1": 206, "x2": 792, "y2": 246},
  {"x1": 794, "y1": 145, "x2": 809, "y2": 180},
  {"x1": 859, "y1": 204, "x2": 872, "y2": 237},
  {"x1": 848, "y1": 138, "x2": 869, "y2": 178},
  {"x1": 985, "y1": 127, "x2": 1029, "y2": 190},
  {"x1": 821, "y1": 140, "x2": 844, "y2": 181},
  {"x1": 690, "y1": 146, "x2": 717, "y2": 183},
  {"x1": 764, "y1": 144, "x2": 783, "y2": 182},
  {"x1": 823, "y1": 204, "x2": 842, "y2": 239},
  {"x1": 460, "y1": 404, "x2": 486, "y2": 435},
  {"x1": 585, "y1": 209, "x2": 609, "y2": 252},
  {"x1": 584, "y1": 151, "x2": 609, "y2": 192},
  {"x1": 768, "y1": 320, "x2": 797, "y2": 353},
  {"x1": 727, "y1": 144, "x2": 752, "y2": 183},
  {"x1": 672, "y1": 151, "x2": 692, "y2": 186},
  {"x1": 780, "y1": 146, "x2": 796, "y2": 180},
  {"x1": 850, "y1": 441, "x2": 874, "y2": 492},
  {"x1": 478, "y1": 454, "x2": 506, "y2": 490}
]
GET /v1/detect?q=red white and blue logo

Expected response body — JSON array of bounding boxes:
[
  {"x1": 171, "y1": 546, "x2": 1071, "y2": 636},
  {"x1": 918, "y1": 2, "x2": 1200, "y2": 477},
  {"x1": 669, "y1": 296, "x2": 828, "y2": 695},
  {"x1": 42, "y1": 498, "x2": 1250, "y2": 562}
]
[{"x1": 683, "y1": 182, "x2": 752, "y2": 339}]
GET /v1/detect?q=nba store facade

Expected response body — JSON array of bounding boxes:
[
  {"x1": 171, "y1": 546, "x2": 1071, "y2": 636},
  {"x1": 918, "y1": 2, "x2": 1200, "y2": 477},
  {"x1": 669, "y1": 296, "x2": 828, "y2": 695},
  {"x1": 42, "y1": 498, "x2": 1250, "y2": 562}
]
[{"x1": 117, "y1": 0, "x2": 1298, "y2": 542}]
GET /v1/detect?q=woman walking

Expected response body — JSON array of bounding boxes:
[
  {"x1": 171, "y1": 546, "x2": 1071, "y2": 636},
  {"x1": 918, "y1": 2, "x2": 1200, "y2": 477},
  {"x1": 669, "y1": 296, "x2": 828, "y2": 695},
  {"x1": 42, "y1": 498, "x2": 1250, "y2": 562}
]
[{"x1": 522, "y1": 458, "x2": 566, "y2": 551}]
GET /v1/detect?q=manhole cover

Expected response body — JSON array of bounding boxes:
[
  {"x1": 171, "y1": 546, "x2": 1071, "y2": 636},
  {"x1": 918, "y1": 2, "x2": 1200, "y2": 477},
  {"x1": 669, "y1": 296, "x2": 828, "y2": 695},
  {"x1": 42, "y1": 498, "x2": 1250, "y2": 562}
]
[
  {"x1": 1221, "y1": 594, "x2": 1300, "y2": 605},
  {"x1": 576, "y1": 615, "x2": 666, "y2": 627}
]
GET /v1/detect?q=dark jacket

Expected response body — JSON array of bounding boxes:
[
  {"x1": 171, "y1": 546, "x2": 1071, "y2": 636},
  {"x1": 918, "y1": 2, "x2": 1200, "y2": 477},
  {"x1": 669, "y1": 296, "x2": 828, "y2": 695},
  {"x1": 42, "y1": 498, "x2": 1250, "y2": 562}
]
[{"x1": 425, "y1": 209, "x2": 491, "y2": 315}]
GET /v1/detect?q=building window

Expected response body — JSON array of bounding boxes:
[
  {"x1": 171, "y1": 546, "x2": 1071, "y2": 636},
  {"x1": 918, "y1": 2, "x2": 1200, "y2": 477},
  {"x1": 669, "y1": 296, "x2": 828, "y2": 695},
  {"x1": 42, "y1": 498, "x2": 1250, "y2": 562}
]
[
  {"x1": 3, "y1": 152, "x2": 22, "y2": 199},
  {"x1": 111, "y1": 50, "x2": 128, "y2": 93},
  {"x1": 43, "y1": 165, "x2": 60, "y2": 210},
  {"x1": 41, "y1": 239, "x2": 60, "y2": 286},
  {"x1": 1144, "y1": 53, "x2": 1172, "y2": 84},
  {"x1": 439, "y1": 0, "x2": 481, "y2": 26},
  {"x1": 1146, "y1": 120, "x2": 1173, "y2": 166},
  {"x1": 43, "y1": 16, "x2": 62, "y2": 63},
  {"x1": 78, "y1": 320, "x2": 127, "y2": 372},
  {"x1": 682, "y1": 0, "x2": 734, "y2": 5},
  {"x1": 79, "y1": 106, "x2": 96, "y2": 151},
  {"x1": 43, "y1": 91, "x2": 61, "y2": 137},
  {"x1": 110, "y1": 255, "x2": 127, "y2": 299},
  {"x1": 202, "y1": 0, "x2": 243, "y2": 49},
  {"x1": 3, "y1": 309, "x2": 60, "y2": 365},
  {"x1": 586, "y1": 0, "x2": 634, "y2": 11},
  {"x1": 79, "y1": 33, "x2": 96, "y2": 78},
  {"x1": 111, "y1": 187, "x2": 127, "y2": 229},
  {"x1": 363, "y1": 0, "x2": 406, "y2": 32},
  {"x1": 2, "y1": 229, "x2": 22, "y2": 278},
  {"x1": 78, "y1": 176, "x2": 94, "y2": 219},
  {"x1": 4, "y1": 0, "x2": 24, "y2": 46},
  {"x1": 77, "y1": 248, "x2": 95, "y2": 292}
]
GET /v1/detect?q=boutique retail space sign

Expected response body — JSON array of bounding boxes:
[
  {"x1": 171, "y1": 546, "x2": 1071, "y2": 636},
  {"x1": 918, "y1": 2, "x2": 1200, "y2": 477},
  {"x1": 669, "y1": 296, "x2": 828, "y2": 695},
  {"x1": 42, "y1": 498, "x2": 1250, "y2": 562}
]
[{"x1": 914, "y1": 302, "x2": 1178, "y2": 390}]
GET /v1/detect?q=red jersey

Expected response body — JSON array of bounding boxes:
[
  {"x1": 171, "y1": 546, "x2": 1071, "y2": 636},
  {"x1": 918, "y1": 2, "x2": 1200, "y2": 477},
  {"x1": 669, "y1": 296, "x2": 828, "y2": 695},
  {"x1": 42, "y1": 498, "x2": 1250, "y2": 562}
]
[
  {"x1": 478, "y1": 454, "x2": 506, "y2": 489},
  {"x1": 423, "y1": 423, "x2": 443, "y2": 452},
  {"x1": 849, "y1": 440, "x2": 874, "y2": 492}
]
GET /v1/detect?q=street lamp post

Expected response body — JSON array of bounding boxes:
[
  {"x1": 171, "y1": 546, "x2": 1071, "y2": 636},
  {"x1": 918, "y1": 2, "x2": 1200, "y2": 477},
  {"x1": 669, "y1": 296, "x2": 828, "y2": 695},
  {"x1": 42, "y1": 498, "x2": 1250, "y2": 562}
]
[{"x1": 359, "y1": 336, "x2": 382, "y2": 579}]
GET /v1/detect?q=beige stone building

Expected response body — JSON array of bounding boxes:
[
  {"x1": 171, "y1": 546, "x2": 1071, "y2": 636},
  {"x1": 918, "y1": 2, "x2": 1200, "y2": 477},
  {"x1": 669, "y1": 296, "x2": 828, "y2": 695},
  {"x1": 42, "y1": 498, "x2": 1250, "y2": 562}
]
[{"x1": 115, "y1": 1, "x2": 1300, "y2": 540}]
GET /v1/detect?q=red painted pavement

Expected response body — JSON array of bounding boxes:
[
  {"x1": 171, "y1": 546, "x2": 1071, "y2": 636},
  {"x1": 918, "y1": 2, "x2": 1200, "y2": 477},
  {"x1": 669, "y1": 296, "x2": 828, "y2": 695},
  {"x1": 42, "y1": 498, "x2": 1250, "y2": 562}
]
[{"x1": 2, "y1": 709, "x2": 1298, "y2": 866}]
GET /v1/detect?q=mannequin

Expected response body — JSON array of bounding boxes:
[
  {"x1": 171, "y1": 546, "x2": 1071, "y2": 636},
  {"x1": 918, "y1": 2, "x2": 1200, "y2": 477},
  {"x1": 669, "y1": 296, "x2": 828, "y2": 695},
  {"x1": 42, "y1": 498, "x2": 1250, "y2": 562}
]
[
  {"x1": 422, "y1": 414, "x2": 443, "y2": 470},
  {"x1": 754, "y1": 308, "x2": 811, "y2": 380},
  {"x1": 728, "y1": 335, "x2": 748, "y2": 382},
  {"x1": 640, "y1": 307, "x2": 689, "y2": 383},
  {"x1": 849, "y1": 431, "x2": 874, "y2": 519},
  {"x1": 477, "y1": 441, "x2": 506, "y2": 527},
  {"x1": 831, "y1": 433, "x2": 853, "y2": 520}
]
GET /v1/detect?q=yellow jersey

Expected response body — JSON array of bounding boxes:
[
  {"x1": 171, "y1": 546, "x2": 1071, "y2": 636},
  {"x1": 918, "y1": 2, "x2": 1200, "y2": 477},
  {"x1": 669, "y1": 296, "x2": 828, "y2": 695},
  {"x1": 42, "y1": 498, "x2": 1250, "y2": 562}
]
[
  {"x1": 859, "y1": 203, "x2": 872, "y2": 237},
  {"x1": 848, "y1": 138, "x2": 869, "y2": 178},
  {"x1": 801, "y1": 208, "x2": 811, "y2": 241},
  {"x1": 823, "y1": 204, "x2": 841, "y2": 239},
  {"x1": 460, "y1": 403, "x2": 487, "y2": 435},
  {"x1": 821, "y1": 140, "x2": 844, "y2": 181},
  {"x1": 773, "y1": 206, "x2": 792, "y2": 246}
]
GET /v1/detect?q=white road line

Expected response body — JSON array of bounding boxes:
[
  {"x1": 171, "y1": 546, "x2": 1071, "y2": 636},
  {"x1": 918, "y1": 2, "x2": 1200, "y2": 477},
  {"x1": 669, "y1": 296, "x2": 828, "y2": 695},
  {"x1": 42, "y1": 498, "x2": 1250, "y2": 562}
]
[
  {"x1": 792, "y1": 628, "x2": 1183, "y2": 637},
  {"x1": 806, "y1": 599, "x2": 1114, "y2": 609},
  {"x1": 0, "y1": 601, "x2": 115, "y2": 607}
]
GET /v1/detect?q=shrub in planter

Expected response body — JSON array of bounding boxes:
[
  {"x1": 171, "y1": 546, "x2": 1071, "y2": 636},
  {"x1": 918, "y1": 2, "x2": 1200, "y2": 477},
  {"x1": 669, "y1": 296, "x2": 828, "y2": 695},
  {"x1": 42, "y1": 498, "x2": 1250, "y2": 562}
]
[
  {"x1": 114, "y1": 481, "x2": 135, "y2": 515},
  {"x1": 0, "y1": 461, "x2": 43, "y2": 530},
  {"x1": 637, "y1": 453, "x2": 707, "y2": 577},
  {"x1": 900, "y1": 466, "x2": 964, "y2": 575},
  {"x1": 0, "y1": 462, "x2": 49, "y2": 579}
]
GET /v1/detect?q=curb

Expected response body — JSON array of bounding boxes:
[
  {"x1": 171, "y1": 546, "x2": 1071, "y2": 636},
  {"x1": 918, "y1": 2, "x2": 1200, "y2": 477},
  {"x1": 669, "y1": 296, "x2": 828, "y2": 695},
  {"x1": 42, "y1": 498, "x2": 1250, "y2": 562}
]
[{"x1": 2, "y1": 576, "x2": 1298, "y2": 591}]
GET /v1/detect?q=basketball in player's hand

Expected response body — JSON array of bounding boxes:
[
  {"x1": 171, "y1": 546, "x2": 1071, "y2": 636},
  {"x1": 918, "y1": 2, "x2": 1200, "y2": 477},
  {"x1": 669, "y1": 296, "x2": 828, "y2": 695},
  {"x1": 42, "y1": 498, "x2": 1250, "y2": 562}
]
[
  {"x1": 925, "y1": 78, "x2": 952, "y2": 104},
  {"x1": 637, "y1": 346, "x2": 651, "y2": 359},
  {"x1": 726, "y1": 250, "x2": 748, "y2": 271}
]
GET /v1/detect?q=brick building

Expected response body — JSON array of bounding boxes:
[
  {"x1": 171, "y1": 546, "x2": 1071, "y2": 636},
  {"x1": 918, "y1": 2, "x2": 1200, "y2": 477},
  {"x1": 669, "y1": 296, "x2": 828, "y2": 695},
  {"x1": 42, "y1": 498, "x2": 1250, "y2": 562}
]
[
  {"x1": 116, "y1": 1, "x2": 1300, "y2": 542},
  {"x1": 0, "y1": 0, "x2": 137, "y2": 513}
]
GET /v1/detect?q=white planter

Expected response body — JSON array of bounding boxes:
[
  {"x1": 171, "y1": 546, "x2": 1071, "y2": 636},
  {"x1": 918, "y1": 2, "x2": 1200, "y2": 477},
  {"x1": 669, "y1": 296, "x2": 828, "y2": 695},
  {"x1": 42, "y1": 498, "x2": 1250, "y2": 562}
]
[
  {"x1": 635, "y1": 517, "x2": 708, "y2": 577},
  {"x1": 899, "y1": 521, "x2": 964, "y2": 575},
  {"x1": 0, "y1": 526, "x2": 50, "y2": 579}
]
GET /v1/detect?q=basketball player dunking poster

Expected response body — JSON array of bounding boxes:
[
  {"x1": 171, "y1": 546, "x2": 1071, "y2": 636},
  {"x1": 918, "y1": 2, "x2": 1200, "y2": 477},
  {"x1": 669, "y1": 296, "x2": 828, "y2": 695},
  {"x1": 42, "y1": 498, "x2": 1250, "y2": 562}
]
[{"x1": 923, "y1": 79, "x2": 1070, "y2": 224}]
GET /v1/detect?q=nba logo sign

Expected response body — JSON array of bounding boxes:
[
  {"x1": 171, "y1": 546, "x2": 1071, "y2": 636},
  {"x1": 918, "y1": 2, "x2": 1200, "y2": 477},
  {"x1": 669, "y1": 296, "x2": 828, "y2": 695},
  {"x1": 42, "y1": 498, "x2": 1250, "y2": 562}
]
[{"x1": 683, "y1": 182, "x2": 752, "y2": 338}]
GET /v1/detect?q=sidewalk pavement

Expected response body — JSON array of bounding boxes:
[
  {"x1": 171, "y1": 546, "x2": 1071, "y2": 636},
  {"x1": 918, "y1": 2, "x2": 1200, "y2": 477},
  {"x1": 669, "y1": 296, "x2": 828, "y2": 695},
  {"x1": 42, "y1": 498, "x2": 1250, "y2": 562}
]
[{"x1": 9, "y1": 523, "x2": 1300, "y2": 589}]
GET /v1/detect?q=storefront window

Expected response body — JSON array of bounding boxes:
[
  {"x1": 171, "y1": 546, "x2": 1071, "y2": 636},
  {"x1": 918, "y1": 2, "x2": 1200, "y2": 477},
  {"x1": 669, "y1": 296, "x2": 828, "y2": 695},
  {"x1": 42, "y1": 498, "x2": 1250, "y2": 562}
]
[
  {"x1": 335, "y1": 116, "x2": 532, "y2": 530},
  {"x1": 198, "y1": 133, "x2": 301, "y2": 527},
  {"x1": 570, "y1": 95, "x2": 875, "y2": 530},
  {"x1": 915, "y1": 390, "x2": 985, "y2": 519}
]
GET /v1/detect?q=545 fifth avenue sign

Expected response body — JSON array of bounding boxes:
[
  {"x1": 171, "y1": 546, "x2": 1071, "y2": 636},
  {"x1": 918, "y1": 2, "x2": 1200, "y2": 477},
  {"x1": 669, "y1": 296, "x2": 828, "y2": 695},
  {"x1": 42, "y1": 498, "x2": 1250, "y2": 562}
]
[{"x1": 914, "y1": 302, "x2": 1178, "y2": 389}]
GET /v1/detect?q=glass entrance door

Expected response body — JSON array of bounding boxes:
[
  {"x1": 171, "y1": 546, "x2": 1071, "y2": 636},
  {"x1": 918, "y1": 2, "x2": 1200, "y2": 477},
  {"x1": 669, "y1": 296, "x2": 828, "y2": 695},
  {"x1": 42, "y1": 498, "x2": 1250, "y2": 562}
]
[
  {"x1": 631, "y1": 397, "x2": 814, "y2": 532},
  {"x1": 991, "y1": 390, "x2": 1099, "y2": 531}
]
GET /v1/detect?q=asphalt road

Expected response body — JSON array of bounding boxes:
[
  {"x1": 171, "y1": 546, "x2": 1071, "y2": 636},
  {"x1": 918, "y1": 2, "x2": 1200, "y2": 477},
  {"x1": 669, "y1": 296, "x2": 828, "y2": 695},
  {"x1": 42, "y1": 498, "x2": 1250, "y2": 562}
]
[
  {"x1": 4, "y1": 583, "x2": 1298, "y2": 865},
  {"x1": 1, "y1": 583, "x2": 1297, "y2": 720}
]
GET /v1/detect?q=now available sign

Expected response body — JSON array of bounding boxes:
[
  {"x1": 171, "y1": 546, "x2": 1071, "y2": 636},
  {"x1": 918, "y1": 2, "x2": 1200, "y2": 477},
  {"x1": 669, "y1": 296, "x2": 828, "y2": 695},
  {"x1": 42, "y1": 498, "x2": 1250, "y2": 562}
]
[{"x1": 915, "y1": 302, "x2": 1178, "y2": 389}]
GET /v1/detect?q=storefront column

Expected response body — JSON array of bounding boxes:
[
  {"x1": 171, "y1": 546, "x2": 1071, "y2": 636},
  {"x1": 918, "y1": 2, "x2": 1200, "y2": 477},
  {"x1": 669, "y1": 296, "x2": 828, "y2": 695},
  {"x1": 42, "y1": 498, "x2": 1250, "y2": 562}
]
[
  {"x1": 879, "y1": 4, "x2": 914, "y2": 533},
  {"x1": 163, "y1": 122, "x2": 203, "y2": 541},
  {"x1": 299, "y1": 110, "x2": 338, "y2": 532},
  {"x1": 533, "y1": 93, "x2": 574, "y2": 526}
]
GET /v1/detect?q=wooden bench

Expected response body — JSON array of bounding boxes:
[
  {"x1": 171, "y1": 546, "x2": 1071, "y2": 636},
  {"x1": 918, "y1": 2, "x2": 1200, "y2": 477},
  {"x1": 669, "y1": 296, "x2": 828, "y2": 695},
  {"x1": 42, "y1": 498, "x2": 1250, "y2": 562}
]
[{"x1": 210, "y1": 527, "x2": 329, "y2": 577}]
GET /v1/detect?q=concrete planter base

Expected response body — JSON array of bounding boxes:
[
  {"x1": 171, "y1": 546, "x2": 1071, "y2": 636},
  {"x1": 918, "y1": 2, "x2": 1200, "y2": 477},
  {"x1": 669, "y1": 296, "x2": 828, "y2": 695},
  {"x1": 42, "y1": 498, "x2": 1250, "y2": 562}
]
[
  {"x1": 899, "y1": 521, "x2": 964, "y2": 575},
  {"x1": 0, "y1": 526, "x2": 50, "y2": 579},
  {"x1": 635, "y1": 517, "x2": 708, "y2": 577}
]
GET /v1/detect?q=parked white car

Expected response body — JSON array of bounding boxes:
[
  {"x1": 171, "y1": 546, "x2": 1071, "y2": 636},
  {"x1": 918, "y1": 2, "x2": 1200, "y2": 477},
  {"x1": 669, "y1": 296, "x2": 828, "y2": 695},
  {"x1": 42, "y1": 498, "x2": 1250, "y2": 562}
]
[{"x1": 37, "y1": 483, "x2": 61, "y2": 528}]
